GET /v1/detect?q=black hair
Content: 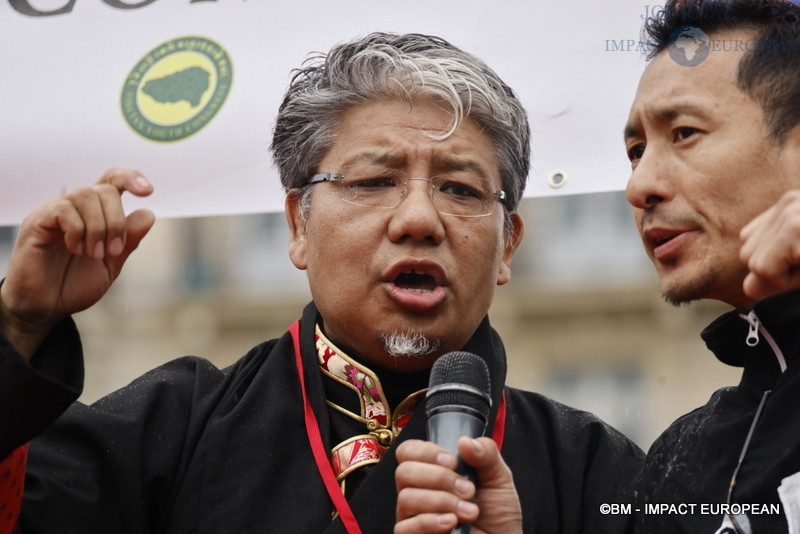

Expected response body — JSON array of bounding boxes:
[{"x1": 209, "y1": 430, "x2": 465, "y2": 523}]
[{"x1": 644, "y1": 0, "x2": 800, "y2": 141}]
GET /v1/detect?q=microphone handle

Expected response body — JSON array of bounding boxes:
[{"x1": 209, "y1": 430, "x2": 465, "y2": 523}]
[{"x1": 426, "y1": 411, "x2": 487, "y2": 534}]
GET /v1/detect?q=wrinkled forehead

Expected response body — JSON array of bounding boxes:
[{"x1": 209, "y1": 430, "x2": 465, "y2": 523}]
[
  {"x1": 328, "y1": 98, "x2": 498, "y2": 162},
  {"x1": 626, "y1": 36, "x2": 748, "y2": 133}
]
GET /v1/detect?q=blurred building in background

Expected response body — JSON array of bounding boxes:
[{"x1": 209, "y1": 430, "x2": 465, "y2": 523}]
[{"x1": 0, "y1": 192, "x2": 738, "y2": 450}]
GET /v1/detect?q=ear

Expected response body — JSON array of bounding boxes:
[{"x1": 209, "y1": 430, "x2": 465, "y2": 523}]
[
  {"x1": 497, "y1": 212, "x2": 524, "y2": 286},
  {"x1": 285, "y1": 192, "x2": 309, "y2": 271}
]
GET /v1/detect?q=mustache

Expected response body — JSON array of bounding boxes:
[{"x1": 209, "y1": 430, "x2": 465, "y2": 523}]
[{"x1": 639, "y1": 207, "x2": 702, "y2": 232}]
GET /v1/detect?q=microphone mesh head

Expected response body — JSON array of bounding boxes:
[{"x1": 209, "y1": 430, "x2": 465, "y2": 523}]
[{"x1": 426, "y1": 351, "x2": 491, "y2": 421}]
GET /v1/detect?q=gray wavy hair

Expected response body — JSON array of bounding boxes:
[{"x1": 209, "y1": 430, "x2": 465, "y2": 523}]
[{"x1": 270, "y1": 32, "x2": 530, "y2": 212}]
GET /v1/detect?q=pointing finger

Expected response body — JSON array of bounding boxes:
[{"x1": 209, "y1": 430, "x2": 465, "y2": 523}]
[{"x1": 96, "y1": 168, "x2": 154, "y2": 197}]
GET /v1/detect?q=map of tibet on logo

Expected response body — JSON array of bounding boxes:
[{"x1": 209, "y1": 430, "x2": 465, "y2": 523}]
[
  {"x1": 121, "y1": 36, "x2": 233, "y2": 143},
  {"x1": 141, "y1": 66, "x2": 211, "y2": 108}
]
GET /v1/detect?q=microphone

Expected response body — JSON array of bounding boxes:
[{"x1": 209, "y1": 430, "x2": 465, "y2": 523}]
[{"x1": 426, "y1": 351, "x2": 492, "y2": 534}]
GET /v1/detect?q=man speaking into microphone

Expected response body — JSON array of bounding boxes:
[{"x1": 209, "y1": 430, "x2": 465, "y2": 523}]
[{"x1": 0, "y1": 33, "x2": 641, "y2": 533}]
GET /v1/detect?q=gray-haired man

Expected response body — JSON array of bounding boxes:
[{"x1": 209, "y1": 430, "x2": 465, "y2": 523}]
[{"x1": 0, "y1": 33, "x2": 642, "y2": 533}]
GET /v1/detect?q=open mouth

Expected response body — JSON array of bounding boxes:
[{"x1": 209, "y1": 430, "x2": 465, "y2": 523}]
[
  {"x1": 394, "y1": 269, "x2": 437, "y2": 293},
  {"x1": 644, "y1": 227, "x2": 685, "y2": 251},
  {"x1": 643, "y1": 226, "x2": 697, "y2": 261},
  {"x1": 655, "y1": 235, "x2": 678, "y2": 247}
]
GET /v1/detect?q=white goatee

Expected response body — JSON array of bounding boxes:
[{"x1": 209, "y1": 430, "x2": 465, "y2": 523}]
[{"x1": 379, "y1": 330, "x2": 441, "y2": 359}]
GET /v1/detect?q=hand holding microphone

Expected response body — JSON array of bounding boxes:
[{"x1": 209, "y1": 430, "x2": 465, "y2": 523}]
[{"x1": 394, "y1": 352, "x2": 523, "y2": 534}]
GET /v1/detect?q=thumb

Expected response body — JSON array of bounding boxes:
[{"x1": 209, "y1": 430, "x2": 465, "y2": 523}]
[
  {"x1": 125, "y1": 209, "x2": 156, "y2": 251},
  {"x1": 743, "y1": 267, "x2": 800, "y2": 301},
  {"x1": 106, "y1": 209, "x2": 155, "y2": 275},
  {"x1": 457, "y1": 437, "x2": 511, "y2": 488}
]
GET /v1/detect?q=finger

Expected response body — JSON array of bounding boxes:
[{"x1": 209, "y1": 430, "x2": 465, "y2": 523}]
[
  {"x1": 123, "y1": 209, "x2": 156, "y2": 252},
  {"x1": 743, "y1": 272, "x2": 783, "y2": 301},
  {"x1": 395, "y1": 459, "x2": 474, "y2": 499},
  {"x1": 394, "y1": 512, "x2": 458, "y2": 534},
  {"x1": 95, "y1": 183, "x2": 129, "y2": 257},
  {"x1": 743, "y1": 220, "x2": 800, "y2": 291},
  {"x1": 96, "y1": 168, "x2": 154, "y2": 198},
  {"x1": 396, "y1": 487, "x2": 478, "y2": 523},
  {"x1": 456, "y1": 437, "x2": 524, "y2": 532},
  {"x1": 739, "y1": 191, "x2": 800, "y2": 265},
  {"x1": 747, "y1": 250, "x2": 794, "y2": 290},
  {"x1": 740, "y1": 209, "x2": 783, "y2": 267},
  {"x1": 457, "y1": 437, "x2": 513, "y2": 487},
  {"x1": 105, "y1": 209, "x2": 156, "y2": 277},
  {"x1": 741, "y1": 190, "x2": 800, "y2": 268},
  {"x1": 740, "y1": 202, "x2": 775, "y2": 246},
  {"x1": 743, "y1": 268, "x2": 800, "y2": 301},
  {"x1": 739, "y1": 213, "x2": 770, "y2": 265},
  {"x1": 396, "y1": 440, "x2": 457, "y2": 469},
  {"x1": 67, "y1": 186, "x2": 108, "y2": 260},
  {"x1": 31, "y1": 198, "x2": 87, "y2": 256}
]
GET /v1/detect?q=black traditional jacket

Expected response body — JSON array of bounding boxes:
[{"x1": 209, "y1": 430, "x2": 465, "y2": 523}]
[{"x1": 1, "y1": 302, "x2": 643, "y2": 533}]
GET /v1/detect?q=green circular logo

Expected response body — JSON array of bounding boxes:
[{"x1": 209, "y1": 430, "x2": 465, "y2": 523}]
[{"x1": 121, "y1": 36, "x2": 233, "y2": 142}]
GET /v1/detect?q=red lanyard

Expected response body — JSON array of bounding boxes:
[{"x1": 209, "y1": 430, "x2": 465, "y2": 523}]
[{"x1": 289, "y1": 320, "x2": 506, "y2": 534}]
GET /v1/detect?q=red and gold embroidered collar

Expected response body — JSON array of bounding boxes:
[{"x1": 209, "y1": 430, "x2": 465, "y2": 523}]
[
  {"x1": 315, "y1": 325, "x2": 426, "y2": 484},
  {"x1": 290, "y1": 319, "x2": 506, "y2": 533}
]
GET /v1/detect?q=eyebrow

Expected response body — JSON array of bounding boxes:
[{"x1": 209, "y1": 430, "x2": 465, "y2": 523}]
[
  {"x1": 623, "y1": 101, "x2": 711, "y2": 141},
  {"x1": 435, "y1": 156, "x2": 490, "y2": 176},
  {"x1": 340, "y1": 151, "x2": 493, "y2": 180},
  {"x1": 623, "y1": 122, "x2": 641, "y2": 142},
  {"x1": 340, "y1": 151, "x2": 405, "y2": 170},
  {"x1": 652, "y1": 103, "x2": 710, "y2": 123}
]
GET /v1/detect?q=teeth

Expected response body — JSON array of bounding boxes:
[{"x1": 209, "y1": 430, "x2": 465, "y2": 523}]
[{"x1": 395, "y1": 268, "x2": 437, "y2": 293}]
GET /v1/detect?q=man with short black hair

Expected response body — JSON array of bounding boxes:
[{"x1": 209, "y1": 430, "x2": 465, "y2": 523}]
[{"x1": 626, "y1": 1, "x2": 800, "y2": 532}]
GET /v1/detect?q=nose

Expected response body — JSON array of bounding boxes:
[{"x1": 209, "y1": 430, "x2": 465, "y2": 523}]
[
  {"x1": 387, "y1": 178, "x2": 445, "y2": 244},
  {"x1": 625, "y1": 149, "x2": 675, "y2": 211}
]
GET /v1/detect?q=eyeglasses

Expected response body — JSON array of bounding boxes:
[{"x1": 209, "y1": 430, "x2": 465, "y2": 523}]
[{"x1": 307, "y1": 173, "x2": 506, "y2": 218}]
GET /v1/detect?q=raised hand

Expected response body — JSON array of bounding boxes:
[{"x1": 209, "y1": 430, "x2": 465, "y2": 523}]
[
  {"x1": 740, "y1": 190, "x2": 800, "y2": 302},
  {"x1": 0, "y1": 168, "x2": 155, "y2": 359}
]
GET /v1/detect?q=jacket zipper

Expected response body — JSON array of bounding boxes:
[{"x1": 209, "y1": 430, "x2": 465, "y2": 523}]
[{"x1": 740, "y1": 311, "x2": 788, "y2": 373}]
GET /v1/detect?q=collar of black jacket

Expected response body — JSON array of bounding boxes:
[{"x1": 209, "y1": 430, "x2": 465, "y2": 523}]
[
  {"x1": 301, "y1": 300, "x2": 509, "y2": 421},
  {"x1": 297, "y1": 301, "x2": 510, "y2": 534},
  {"x1": 701, "y1": 289, "x2": 800, "y2": 386}
]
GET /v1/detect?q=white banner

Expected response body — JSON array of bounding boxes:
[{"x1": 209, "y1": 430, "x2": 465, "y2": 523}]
[{"x1": 0, "y1": 0, "x2": 651, "y2": 226}]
